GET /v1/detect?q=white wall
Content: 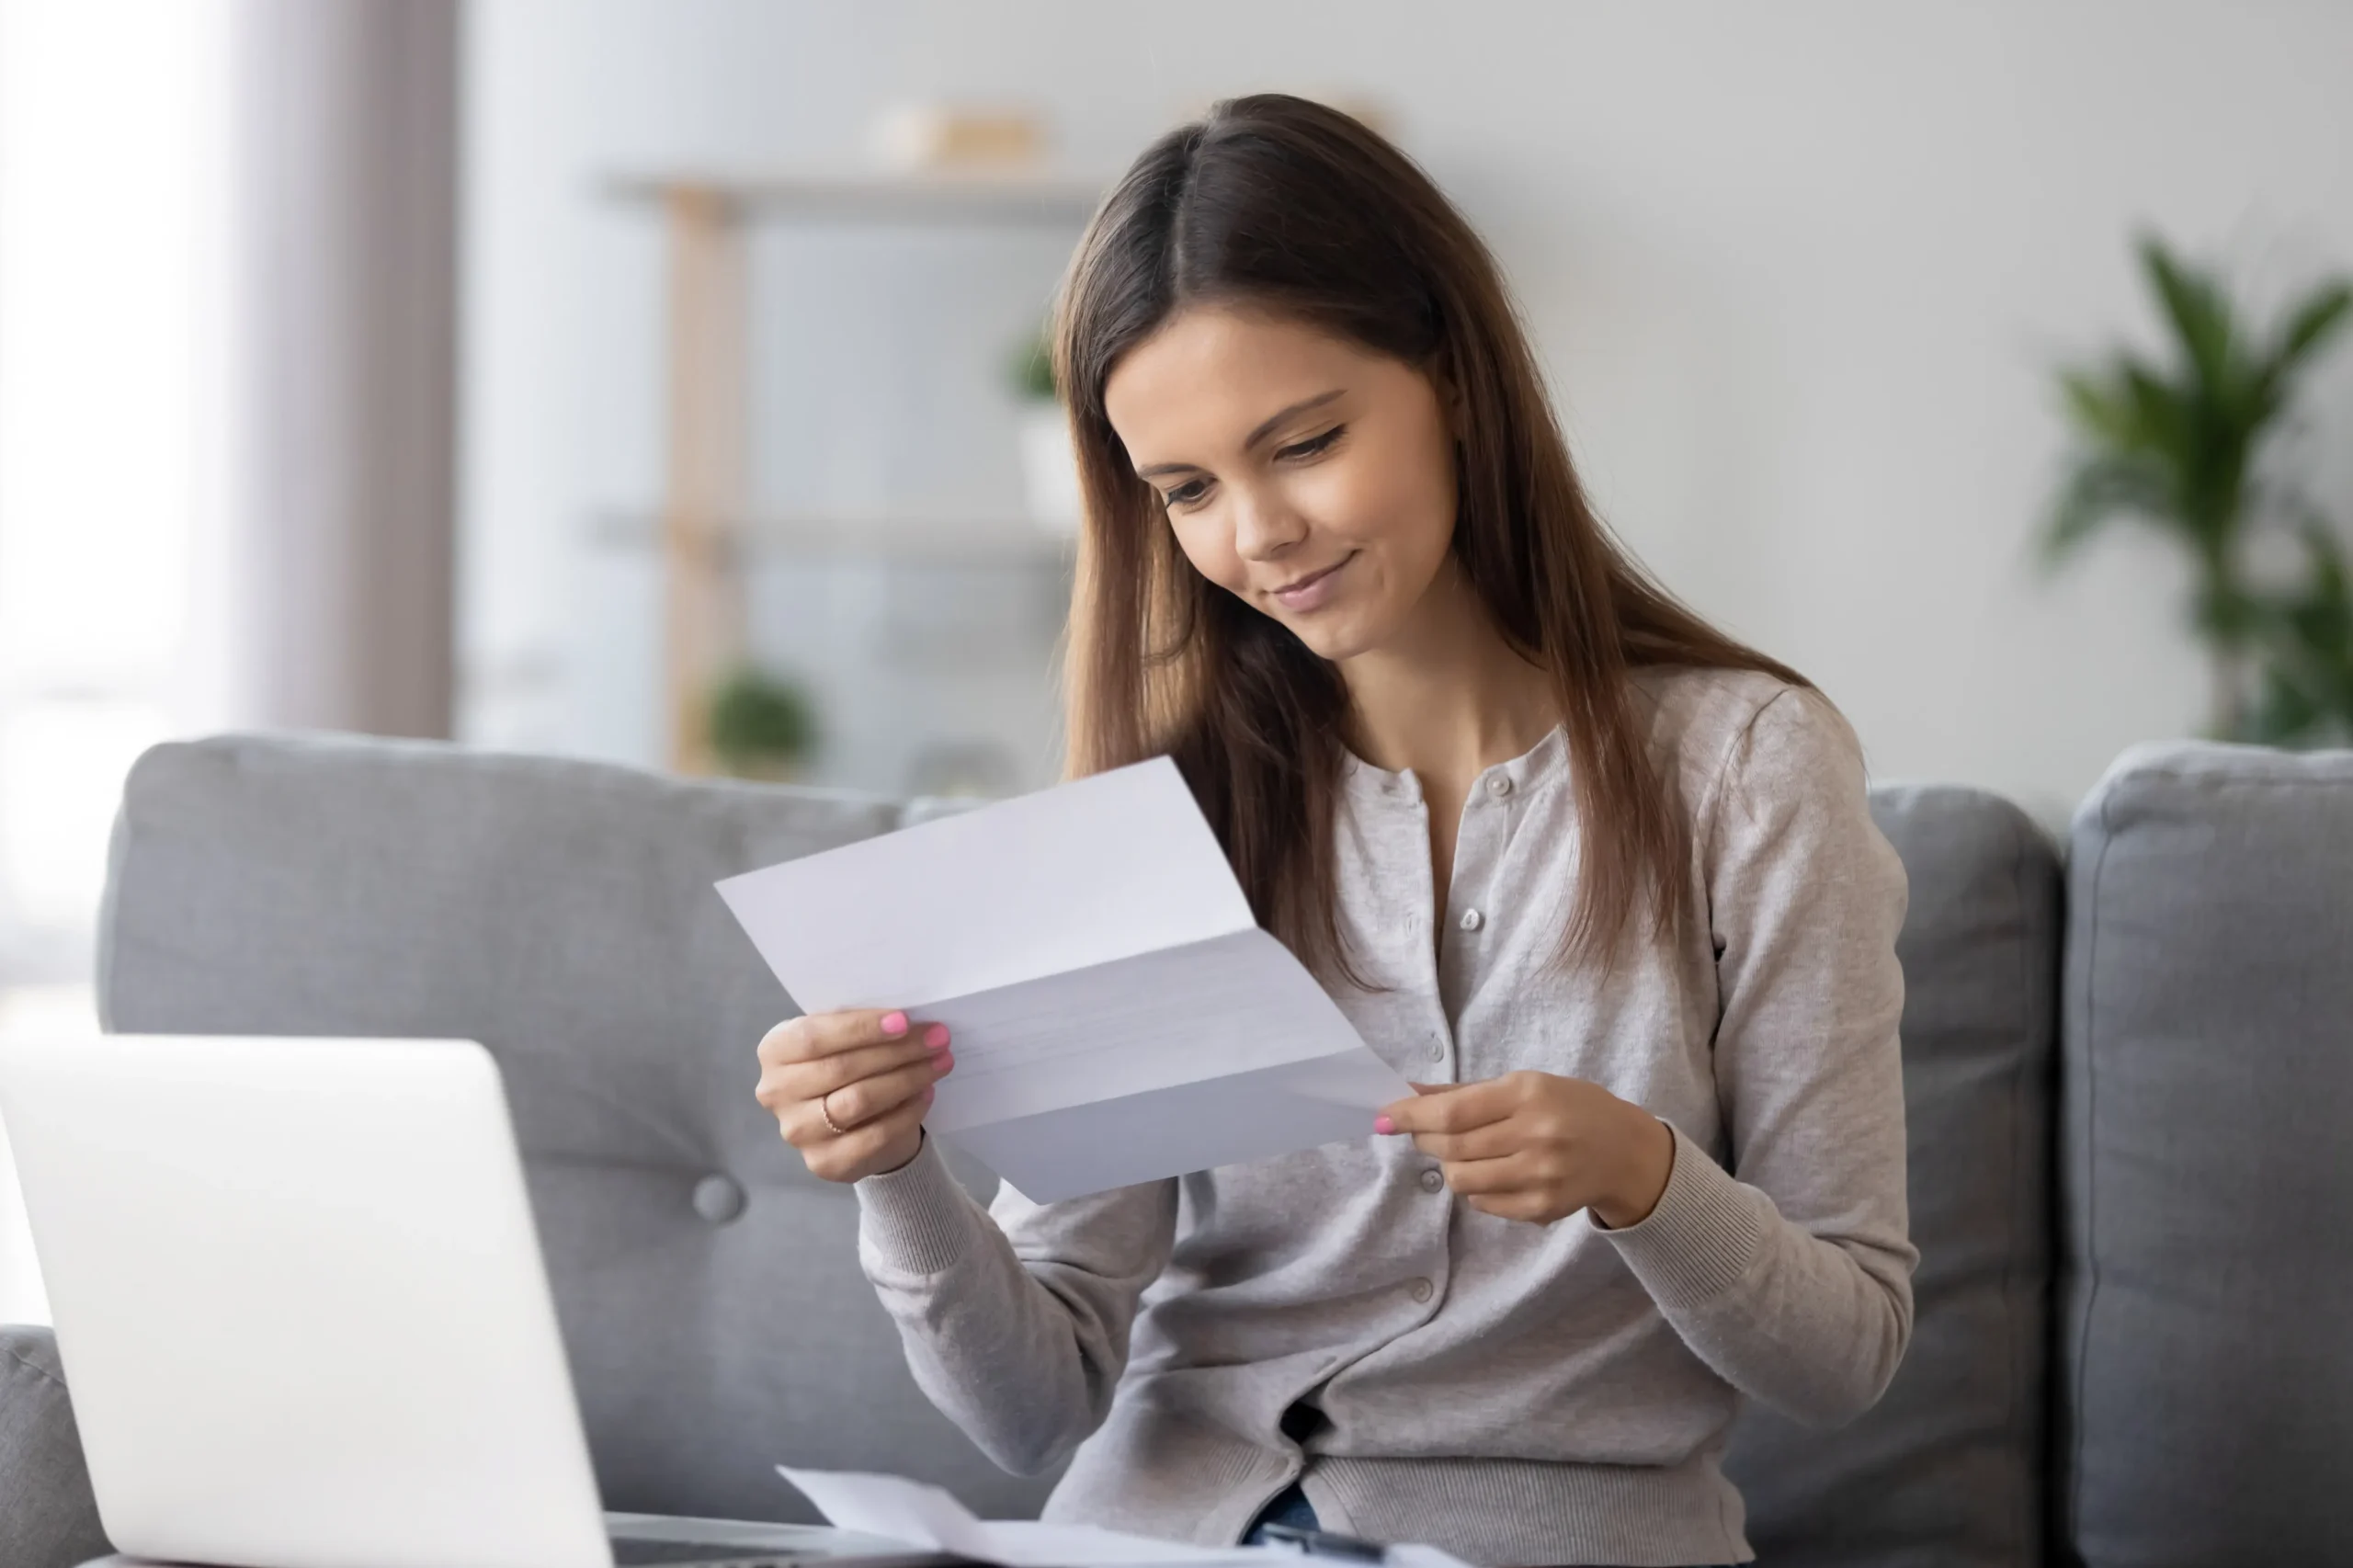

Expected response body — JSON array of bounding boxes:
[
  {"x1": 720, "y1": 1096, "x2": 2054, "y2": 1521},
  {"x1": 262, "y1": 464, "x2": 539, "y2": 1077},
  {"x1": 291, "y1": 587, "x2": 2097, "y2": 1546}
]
[{"x1": 463, "y1": 0, "x2": 2353, "y2": 819}]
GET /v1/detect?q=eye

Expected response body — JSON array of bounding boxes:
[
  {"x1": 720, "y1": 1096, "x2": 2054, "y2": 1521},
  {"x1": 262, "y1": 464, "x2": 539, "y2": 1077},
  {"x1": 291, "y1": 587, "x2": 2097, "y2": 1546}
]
[
  {"x1": 1274, "y1": 426, "x2": 1345, "y2": 461},
  {"x1": 1162, "y1": 477, "x2": 1213, "y2": 510}
]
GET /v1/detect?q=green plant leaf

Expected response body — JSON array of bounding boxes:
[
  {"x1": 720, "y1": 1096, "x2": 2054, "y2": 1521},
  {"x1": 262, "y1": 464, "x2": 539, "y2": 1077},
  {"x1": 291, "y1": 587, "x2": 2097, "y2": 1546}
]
[
  {"x1": 708, "y1": 665, "x2": 819, "y2": 769},
  {"x1": 2250, "y1": 279, "x2": 2353, "y2": 417},
  {"x1": 2245, "y1": 667, "x2": 2324, "y2": 746},
  {"x1": 2056, "y1": 367, "x2": 2136, "y2": 446},
  {"x1": 1006, "y1": 325, "x2": 1057, "y2": 402},
  {"x1": 2045, "y1": 233, "x2": 2353, "y2": 744},
  {"x1": 2247, "y1": 520, "x2": 2353, "y2": 746},
  {"x1": 2274, "y1": 279, "x2": 2353, "y2": 369},
  {"x1": 2041, "y1": 453, "x2": 2171, "y2": 565},
  {"x1": 2139, "y1": 235, "x2": 2237, "y2": 407}
]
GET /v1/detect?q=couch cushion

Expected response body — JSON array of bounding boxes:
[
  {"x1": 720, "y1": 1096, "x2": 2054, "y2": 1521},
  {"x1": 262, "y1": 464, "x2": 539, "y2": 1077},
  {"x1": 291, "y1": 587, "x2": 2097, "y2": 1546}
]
[
  {"x1": 2057, "y1": 741, "x2": 2353, "y2": 1567},
  {"x1": 0, "y1": 1324, "x2": 112, "y2": 1568},
  {"x1": 1724, "y1": 784, "x2": 2059, "y2": 1568},
  {"x1": 98, "y1": 733, "x2": 1059, "y2": 1524}
]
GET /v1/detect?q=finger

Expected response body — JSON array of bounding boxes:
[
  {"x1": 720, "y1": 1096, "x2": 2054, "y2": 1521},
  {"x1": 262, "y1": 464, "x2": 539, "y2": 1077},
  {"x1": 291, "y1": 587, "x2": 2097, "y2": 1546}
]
[
  {"x1": 765, "y1": 1007, "x2": 920, "y2": 1066},
  {"x1": 806, "y1": 1085, "x2": 933, "y2": 1183},
  {"x1": 1438, "y1": 1153, "x2": 1535, "y2": 1196},
  {"x1": 765, "y1": 1033, "x2": 946, "y2": 1106},
  {"x1": 1411, "y1": 1118, "x2": 1525, "y2": 1163},
  {"x1": 1378, "y1": 1079, "x2": 1516, "y2": 1138},
  {"x1": 813, "y1": 1053, "x2": 949, "y2": 1133}
]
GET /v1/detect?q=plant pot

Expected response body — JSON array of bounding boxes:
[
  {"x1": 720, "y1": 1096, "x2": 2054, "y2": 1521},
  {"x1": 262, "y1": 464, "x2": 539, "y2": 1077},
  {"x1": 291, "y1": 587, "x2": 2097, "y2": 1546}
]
[
  {"x1": 717, "y1": 755, "x2": 809, "y2": 785},
  {"x1": 1017, "y1": 404, "x2": 1083, "y2": 536}
]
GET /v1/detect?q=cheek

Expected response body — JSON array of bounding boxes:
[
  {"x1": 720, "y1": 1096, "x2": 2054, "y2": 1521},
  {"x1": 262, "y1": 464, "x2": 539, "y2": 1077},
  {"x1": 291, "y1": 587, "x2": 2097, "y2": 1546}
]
[
  {"x1": 1310, "y1": 437, "x2": 1455, "y2": 569},
  {"x1": 1166, "y1": 510, "x2": 1245, "y2": 594}
]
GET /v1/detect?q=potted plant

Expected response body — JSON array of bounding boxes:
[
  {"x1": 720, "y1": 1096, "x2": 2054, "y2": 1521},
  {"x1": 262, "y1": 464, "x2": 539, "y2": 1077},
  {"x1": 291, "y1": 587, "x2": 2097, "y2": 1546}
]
[
  {"x1": 2042, "y1": 233, "x2": 2352, "y2": 742},
  {"x1": 706, "y1": 665, "x2": 819, "y2": 781},
  {"x1": 2247, "y1": 528, "x2": 2353, "y2": 744},
  {"x1": 1010, "y1": 326, "x2": 1082, "y2": 535}
]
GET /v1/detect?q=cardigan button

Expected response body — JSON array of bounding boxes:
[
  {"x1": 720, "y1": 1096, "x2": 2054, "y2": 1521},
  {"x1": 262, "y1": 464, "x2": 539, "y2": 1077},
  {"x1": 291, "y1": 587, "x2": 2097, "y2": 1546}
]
[
  {"x1": 1457, "y1": 907, "x2": 1484, "y2": 932},
  {"x1": 1485, "y1": 774, "x2": 1513, "y2": 797},
  {"x1": 1407, "y1": 1278, "x2": 1435, "y2": 1303},
  {"x1": 1418, "y1": 1168, "x2": 1446, "y2": 1195}
]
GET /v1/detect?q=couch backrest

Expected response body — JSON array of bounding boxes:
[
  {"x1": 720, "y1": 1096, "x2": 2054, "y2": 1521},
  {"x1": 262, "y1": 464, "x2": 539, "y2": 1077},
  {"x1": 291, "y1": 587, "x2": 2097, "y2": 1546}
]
[
  {"x1": 2056, "y1": 742, "x2": 2353, "y2": 1567},
  {"x1": 99, "y1": 734, "x2": 2067, "y2": 1550},
  {"x1": 1724, "y1": 785, "x2": 2060, "y2": 1568},
  {"x1": 99, "y1": 733, "x2": 1062, "y2": 1524}
]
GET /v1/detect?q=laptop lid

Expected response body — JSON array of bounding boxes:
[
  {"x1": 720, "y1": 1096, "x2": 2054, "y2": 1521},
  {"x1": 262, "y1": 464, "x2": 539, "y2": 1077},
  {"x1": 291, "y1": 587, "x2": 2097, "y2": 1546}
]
[{"x1": 0, "y1": 1033, "x2": 614, "y2": 1568}]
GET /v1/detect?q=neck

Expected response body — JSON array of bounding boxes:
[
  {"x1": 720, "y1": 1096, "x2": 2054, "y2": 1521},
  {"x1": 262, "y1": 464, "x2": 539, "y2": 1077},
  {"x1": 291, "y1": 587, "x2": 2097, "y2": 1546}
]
[{"x1": 1338, "y1": 561, "x2": 1559, "y2": 783}]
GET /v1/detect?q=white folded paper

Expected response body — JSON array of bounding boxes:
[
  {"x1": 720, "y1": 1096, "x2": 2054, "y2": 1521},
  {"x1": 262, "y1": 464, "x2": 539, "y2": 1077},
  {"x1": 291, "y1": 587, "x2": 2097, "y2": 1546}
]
[
  {"x1": 716, "y1": 756, "x2": 1414, "y2": 1201},
  {"x1": 778, "y1": 1467, "x2": 1482, "y2": 1568},
  {"x1": 777, "y1": 1467, "x2": 1284, "y2": 1566}
]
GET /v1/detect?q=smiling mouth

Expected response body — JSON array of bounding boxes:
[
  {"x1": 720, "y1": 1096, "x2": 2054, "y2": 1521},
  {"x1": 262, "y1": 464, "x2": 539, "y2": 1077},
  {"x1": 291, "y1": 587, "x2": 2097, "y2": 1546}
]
[{"x1": 1269, "y1": 555, "x2": 1353, "y2": 605}]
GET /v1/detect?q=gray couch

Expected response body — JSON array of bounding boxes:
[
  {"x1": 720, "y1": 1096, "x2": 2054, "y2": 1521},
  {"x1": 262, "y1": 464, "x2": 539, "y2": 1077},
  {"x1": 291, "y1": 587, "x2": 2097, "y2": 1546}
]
[{"x1": 3, "y1": 733, "x2": 2349, "y2": 1568}]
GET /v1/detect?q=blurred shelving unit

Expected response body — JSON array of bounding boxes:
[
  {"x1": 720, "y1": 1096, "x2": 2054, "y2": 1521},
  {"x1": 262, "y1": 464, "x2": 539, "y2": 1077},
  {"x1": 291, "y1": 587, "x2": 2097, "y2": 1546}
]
[
  {"x1": 603, "y1": 171, "x2": 1099, "y2": 774},
  {"x1": 586, "y1": 509, "x2": 1070, "y2": 565}
]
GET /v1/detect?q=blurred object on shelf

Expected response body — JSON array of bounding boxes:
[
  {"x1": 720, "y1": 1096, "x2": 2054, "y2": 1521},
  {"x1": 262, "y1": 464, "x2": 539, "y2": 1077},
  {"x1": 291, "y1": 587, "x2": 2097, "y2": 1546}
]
[
  {"x1": 2040, "y1": 232, "x2": 2353, "y2": 745},
  {"x1": 589, "y1": 508, "x2": 1066, "y2": 563},
  {"x1": 655, "y1": 184, "x2": 747, "y2": 776},
  {"x1": 1009, "y1": 326, "x2": 1056, "y2": 403},
  {"x1": 707, "y1": 665, "x2": 819, "y2": 781},
  {"x1": 904, "y1": 737, "x2": 1020, "y2": 801},
  {"x1": 605, "y1": 166, "x2": 1095, "y2": 777},
  {"x1": 1009, "y1": 324, "x2": 1080, "y2": 536},
  {"x1": 870, "y1": 102, "x2": 1046, "y2": 173}
]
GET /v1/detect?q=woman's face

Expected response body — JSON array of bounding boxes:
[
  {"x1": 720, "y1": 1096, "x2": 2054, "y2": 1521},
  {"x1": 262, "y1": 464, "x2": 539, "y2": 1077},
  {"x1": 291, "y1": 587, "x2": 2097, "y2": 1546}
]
[{"x1": 1102, "y1": 304, "x2": 1460, "y2": 665}]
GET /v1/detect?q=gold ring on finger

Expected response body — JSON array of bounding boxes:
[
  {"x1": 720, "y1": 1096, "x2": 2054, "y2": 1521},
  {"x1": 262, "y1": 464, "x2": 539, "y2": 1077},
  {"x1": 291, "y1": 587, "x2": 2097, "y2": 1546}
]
[{"x1": 820, "y1": 1090, "x2": 849, "y2": 1138}]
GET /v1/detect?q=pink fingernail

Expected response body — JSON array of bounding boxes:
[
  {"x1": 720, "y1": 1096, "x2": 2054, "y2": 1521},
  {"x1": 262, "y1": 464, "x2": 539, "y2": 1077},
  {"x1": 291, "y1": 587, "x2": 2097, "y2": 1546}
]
[
  {"x1": 934, "y1": 1052, "x2": 954, "y2": 1075},
  {"x1": 924, "y1": 1023, "x2": 950, "y2": 1050},
  {"x1": 881, "y1": 1011, "x2": 908, "y2": 1036},
  {"x1": 1374, "y1": 1114, "x2": 1397, "y2": 1135}
]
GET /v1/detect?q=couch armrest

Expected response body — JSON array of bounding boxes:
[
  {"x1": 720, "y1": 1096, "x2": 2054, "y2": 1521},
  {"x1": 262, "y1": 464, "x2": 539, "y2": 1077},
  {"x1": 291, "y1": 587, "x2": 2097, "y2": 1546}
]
[{"x1": 0, "y1": 1325, "x2": 110, "y2": 1568}]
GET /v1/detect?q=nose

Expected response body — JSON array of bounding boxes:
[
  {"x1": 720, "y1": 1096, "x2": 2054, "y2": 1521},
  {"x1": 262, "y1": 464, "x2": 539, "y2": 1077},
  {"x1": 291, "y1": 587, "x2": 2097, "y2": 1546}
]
[{"x1": 1230, "y1": 483, "x2": 1305, "y2": 562}]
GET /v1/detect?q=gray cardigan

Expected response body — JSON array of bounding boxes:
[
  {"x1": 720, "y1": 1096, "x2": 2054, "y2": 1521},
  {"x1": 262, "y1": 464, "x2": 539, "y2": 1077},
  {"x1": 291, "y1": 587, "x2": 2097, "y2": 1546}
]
[{"x1": 853, "y1": 667, "x2": 1915, "y2": 1568}]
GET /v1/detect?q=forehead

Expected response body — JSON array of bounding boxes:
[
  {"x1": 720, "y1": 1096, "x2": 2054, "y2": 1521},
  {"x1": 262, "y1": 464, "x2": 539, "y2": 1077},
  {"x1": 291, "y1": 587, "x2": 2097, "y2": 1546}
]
[{"x1": 1102, "y1": 305, "x2": 1381, "y2": 456}]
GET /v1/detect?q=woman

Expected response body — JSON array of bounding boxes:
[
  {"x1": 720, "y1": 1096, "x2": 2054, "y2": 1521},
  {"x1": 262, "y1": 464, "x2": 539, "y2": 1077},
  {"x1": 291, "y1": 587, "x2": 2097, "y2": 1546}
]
[{"x1": 754, "y1": 95, "x2": 1912, "y2": 1568}]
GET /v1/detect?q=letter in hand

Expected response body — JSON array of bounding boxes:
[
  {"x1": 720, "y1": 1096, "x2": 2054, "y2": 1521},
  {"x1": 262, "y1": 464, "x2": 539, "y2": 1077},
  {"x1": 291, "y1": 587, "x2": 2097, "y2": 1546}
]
[
  {"x1": 1373, "y1": 1070, "x2": 1675, "y2": 1228},
  {"x1": 755, "y1": 1007, "x2": 956, "y2": 1184}
]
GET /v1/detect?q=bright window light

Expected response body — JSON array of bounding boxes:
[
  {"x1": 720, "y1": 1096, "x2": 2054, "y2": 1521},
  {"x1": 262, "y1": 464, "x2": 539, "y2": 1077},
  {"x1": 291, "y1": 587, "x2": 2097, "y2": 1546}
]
[
  {"x1": 0, "y1": 0, "x2": 228, "y2": 959},
  {"x1": 0, "y1": 0, "x2": 230, "y2": 1321}
]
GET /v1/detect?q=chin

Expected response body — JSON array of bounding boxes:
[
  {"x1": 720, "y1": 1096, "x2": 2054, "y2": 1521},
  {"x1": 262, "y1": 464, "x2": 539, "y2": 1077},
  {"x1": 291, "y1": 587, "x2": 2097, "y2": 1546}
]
[{"x1": 1270, "y1": 608, "x2": 1386, "y2": 665}]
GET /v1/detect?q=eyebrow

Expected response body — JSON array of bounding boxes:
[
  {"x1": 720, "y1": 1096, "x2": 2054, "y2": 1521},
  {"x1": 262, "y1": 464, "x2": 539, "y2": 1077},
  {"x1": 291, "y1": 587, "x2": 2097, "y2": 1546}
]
[{"x1": 1133, "y1": 389, "x2": 1347, "y2": 480}]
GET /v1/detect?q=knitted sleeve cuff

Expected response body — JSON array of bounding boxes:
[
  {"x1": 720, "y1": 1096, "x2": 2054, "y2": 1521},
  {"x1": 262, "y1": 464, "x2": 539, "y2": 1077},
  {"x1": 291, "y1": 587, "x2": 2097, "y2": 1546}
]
[
  {"x1": 854, "y1": 1133, "x2": 990, "y2": 1277},
  {"x1": 1595, "y1": 1122, "x2": 1771, "y2": 1309}
]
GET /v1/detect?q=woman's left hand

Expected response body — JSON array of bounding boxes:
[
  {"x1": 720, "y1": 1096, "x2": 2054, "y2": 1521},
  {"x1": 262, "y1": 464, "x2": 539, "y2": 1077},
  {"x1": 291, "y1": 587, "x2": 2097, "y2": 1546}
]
[{"x1": 1376, "y1": 1071, "x2": 1677, "y2": 1228}]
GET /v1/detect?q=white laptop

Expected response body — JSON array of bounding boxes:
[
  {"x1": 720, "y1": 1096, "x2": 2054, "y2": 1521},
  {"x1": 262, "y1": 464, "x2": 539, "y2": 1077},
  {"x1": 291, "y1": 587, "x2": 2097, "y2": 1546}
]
[{"x1": 0, "y1": 1032, "x2": 955, "y2": 1568}]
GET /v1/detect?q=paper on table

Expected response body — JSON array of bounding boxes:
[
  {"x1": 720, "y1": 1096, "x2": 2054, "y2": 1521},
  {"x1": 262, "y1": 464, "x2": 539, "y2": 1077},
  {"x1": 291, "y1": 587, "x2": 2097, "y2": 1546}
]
[
  {"x1": 718, "y1": 757, "x2": 1414, "y2": 1202},
  {"x1": 776, "y1": 1467, "x2": 1285, "y2": 1566},
  {"x1": 1382, "y1": 1548, "x2": 1478, "y2": 1568}
]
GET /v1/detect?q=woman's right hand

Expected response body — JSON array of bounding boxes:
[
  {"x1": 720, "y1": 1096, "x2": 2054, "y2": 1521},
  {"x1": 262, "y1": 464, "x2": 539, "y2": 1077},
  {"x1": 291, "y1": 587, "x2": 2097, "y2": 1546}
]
[{"x1": 755, "y1": 1008, "x2": 954, "y2": 1183}]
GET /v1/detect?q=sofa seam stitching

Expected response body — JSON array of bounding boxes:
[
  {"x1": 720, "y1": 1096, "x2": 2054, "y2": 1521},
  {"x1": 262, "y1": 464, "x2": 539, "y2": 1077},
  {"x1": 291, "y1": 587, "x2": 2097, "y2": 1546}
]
[
  {"x1": 2066, "y1": 780, "x2": 2114, "y2": 1556},
  {"x1": 2000, "y1": 807, "x2": 2038, "y2": 1565},
  {"x1": 1, "y1": 1341, "x2": 68, "y2": 1394}
]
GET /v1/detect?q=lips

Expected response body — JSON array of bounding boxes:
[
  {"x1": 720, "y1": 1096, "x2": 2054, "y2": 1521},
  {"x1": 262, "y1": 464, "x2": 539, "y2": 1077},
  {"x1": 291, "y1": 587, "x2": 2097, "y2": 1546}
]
[{"x1": 1269, "y1": 553, "x2": 1353, "y2": 611}]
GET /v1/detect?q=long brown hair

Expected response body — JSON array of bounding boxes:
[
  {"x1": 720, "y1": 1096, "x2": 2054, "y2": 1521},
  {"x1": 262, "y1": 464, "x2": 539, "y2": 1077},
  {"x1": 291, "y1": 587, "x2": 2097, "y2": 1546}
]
[{"x1": 1057, "y1": 94, "x2": 1803, "y2": 980}]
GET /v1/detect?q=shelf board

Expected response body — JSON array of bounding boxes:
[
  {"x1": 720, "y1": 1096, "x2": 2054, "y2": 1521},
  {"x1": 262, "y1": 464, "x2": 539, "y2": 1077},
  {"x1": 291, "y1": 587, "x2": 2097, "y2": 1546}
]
[
  {"x1": 604, "y1": 170, "x2": 1103, "y2": 226},
  {"x1": 589, "y1": 509, "x2": 1075, "y2": 564}
]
